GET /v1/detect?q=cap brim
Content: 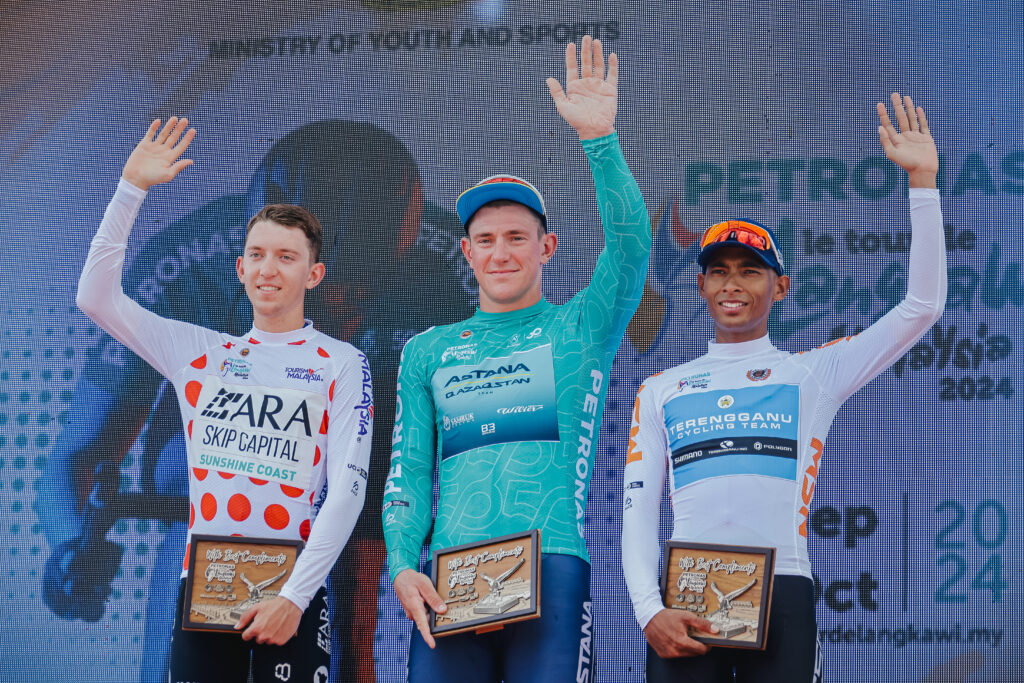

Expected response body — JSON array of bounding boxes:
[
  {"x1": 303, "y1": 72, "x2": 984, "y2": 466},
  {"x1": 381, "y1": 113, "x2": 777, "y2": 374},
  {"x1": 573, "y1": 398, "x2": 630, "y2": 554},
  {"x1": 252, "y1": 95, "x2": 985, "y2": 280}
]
[
  {"x1": 456, "y1": 182, "x2": 546, "y2": 227},
  {"x1": 697, "y1": 242, "x2": 783, "y2": 274}
]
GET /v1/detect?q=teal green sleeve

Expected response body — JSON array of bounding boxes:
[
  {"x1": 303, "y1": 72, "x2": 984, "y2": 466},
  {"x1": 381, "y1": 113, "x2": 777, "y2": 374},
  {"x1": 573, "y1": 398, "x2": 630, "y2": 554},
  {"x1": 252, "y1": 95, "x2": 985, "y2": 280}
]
[
  {"x1": 382, "y1": 334, "x2": 437, "y2": 582},
  {"x1": 576, "y1": 132, "x2": 652, "y2": 351}
]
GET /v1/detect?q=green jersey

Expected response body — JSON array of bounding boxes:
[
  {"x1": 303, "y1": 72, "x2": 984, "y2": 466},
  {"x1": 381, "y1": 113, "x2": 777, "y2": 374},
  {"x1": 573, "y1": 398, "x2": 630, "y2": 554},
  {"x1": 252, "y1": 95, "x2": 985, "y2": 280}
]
[{"x1": 382, "y1": 133, "x2": 651, "y2": 580}]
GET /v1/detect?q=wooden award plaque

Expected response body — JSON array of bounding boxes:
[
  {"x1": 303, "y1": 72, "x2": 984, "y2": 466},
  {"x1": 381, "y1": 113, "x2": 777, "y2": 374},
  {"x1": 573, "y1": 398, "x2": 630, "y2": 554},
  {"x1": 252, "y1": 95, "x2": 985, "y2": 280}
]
[
  {"x1": 660, "y1": 541, "x2": 775, "y2": 650},
  {"x1": 430, "y1": 530, "x2": 541, "y2": 637},
  {"x1": 182, "y1": 534, "x2": 303, "y2": 632}
]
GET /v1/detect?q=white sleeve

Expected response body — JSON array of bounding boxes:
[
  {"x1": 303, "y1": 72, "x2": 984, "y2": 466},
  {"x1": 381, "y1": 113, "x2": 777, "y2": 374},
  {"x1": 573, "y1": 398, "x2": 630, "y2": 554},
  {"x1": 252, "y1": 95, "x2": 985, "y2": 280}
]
[
  {"x1": 77, "y1": 179, "x2": 222, "y2": 377},
  {"x1": 804, "y1": 188, "x2": 947, "y2": 401},
  {"x1": 279, "y1": 349, "x2": 372, "y2": 611},
  {"x1": 621, "y1": 381, "x2": 670, "y2": 630}
]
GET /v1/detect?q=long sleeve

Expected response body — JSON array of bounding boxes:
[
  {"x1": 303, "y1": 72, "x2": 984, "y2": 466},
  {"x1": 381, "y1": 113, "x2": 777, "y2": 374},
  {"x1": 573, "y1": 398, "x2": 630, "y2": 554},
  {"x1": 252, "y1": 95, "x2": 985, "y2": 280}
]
[
  {"x1": 801, "y1": 188, "x2": 947, "y2": 401},
  {"x1": 382, "y1": 335, "x2": 438, "y2": 582},
  {"x1": 280, "y1": 349, "x2": 373, "y2": 610},
  {"x1": 621, "y1": 381, "x2": 670, "y2": 629},
  {"x1": 575, "y1": 132, "x2": 653, "y2": 352},
  {"x1": 77, "y1": 179, "x2": 221, "y2": 378}
]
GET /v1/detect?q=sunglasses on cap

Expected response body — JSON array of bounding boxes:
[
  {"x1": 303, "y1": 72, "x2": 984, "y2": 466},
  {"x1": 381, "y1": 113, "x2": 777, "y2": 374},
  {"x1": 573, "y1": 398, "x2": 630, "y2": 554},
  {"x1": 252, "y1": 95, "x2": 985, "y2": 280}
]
[{"x1": 700, "y1": 220, "x2": 774, "y2": 251}]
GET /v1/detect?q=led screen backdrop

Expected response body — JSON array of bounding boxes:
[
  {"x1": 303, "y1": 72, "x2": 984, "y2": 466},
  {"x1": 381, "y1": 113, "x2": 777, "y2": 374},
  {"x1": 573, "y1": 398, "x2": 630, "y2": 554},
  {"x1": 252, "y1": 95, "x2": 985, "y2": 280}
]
[{"x1": 1, "y1": 1, "x2": 1021, "y2": 681}]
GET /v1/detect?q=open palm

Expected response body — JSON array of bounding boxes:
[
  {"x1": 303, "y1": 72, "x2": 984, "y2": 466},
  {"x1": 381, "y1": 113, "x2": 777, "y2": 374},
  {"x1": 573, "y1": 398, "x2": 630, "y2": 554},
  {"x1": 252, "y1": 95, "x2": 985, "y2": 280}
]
[
  {"x1": 877, "y1": 93, "x2": 938, "y2": 186},
  {"x1": 547, "y1": 35, "x2": 618, "y2": 140},
  {"x1": 122, "y1": 117, "x2": 196, "y2": 190}
]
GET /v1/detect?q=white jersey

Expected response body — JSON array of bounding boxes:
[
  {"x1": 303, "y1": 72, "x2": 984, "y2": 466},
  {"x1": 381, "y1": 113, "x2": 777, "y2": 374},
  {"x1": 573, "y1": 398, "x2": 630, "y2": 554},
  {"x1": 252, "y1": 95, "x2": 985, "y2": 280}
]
[
  {"x1": 621, "y1": 189, "x2": 946, "y2": 629},
  {"x1": 77, "y1": 179, "x2": 373, "y2": 611}
]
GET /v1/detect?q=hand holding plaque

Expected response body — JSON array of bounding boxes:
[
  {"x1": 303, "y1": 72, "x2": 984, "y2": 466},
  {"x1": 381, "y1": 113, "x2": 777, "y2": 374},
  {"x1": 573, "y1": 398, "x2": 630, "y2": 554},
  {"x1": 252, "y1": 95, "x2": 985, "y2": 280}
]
[
  {"x1": 182, "y1": 535, "x2": 303, "y2": 633},
  {"x1": 429, "y1": 530, "x2": 541, "y2": 637},
  {"x1": 660, "y1": 542, "x2": 775, "y2": 650}
]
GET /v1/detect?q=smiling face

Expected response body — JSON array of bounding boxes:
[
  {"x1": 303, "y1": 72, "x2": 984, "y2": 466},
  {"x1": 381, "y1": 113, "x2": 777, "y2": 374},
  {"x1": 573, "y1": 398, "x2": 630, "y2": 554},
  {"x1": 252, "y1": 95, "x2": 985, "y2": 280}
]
[
  {"x1": 698, "y1": 246, "x2": 790, "y2": 343},
  {"x1": 460, "y1": 203, "x2": 557, "y2": 313},
  {"x1": 236, "y1": 220, "x2": 325, "y2": 333}
]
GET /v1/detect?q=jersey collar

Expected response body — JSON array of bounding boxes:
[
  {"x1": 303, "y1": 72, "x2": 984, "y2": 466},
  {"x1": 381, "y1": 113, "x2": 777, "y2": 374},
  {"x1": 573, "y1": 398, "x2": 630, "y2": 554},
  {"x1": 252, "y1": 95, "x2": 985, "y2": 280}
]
[
  {"x1": 706, "y1": 333, "x2": 776, "y2": 358},
  {"x1": 472, "y1": 297, "x2": 552, "y2": 324},
  {"x1": 245, "y1": 319, "x2": 316, "y2": 345}
]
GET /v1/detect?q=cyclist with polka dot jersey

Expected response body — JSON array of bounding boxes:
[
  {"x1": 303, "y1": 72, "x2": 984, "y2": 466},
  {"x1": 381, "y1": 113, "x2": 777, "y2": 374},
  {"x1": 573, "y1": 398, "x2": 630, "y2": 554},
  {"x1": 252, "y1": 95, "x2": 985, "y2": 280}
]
[{"x1": 76, "y1": 117, "x2": 372, "y2": 682}]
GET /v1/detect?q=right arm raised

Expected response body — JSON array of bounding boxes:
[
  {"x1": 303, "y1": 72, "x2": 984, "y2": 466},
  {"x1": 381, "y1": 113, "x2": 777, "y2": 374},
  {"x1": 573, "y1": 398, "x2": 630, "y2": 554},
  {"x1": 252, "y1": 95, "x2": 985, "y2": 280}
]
[{"x1": 78, "y1": 118, "x2": 216, "y2": 377}]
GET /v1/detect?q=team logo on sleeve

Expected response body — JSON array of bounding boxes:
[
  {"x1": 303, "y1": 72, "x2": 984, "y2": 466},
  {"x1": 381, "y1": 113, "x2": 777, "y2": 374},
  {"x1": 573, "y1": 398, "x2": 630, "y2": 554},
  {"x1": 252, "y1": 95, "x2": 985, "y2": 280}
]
[
  {"x1": 746, "y1": 368, "x2": 772, "y2": 382},
  {"x1": 717, "y1": 395, "x2": 735, "y2": 409},
  {"x1": 678, "y1": 372, "x2": 710, "y2": 391}
]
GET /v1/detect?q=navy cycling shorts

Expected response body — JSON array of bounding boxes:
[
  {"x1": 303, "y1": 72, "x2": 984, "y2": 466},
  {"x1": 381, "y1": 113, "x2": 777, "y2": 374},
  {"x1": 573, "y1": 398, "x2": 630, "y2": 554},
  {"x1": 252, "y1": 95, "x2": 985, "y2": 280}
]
[
  {"x1": 646, "y1": 575, "x2": 821, "y2": 683},
  {"x1": 409, "y1": 553, "x2": 595, "y2": 683}
]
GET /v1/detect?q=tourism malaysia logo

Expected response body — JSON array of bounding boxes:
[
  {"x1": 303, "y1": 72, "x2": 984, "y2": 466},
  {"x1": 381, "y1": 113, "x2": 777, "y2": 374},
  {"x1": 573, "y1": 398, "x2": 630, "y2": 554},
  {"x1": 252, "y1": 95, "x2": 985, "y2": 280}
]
[{"x1": 285, "y1": 366, "x2": 325, "y2": 383}]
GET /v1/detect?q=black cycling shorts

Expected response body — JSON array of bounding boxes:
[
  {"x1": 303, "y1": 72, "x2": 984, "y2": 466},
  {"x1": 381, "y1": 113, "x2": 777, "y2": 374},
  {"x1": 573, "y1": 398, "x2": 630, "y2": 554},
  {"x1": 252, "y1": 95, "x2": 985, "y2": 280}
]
[
  {"x1": 647, "y1": 575, "x2": 822, "y2": 683},
  {"x1": 168, "y1": 579, "x2": 330, "y2": 683}
]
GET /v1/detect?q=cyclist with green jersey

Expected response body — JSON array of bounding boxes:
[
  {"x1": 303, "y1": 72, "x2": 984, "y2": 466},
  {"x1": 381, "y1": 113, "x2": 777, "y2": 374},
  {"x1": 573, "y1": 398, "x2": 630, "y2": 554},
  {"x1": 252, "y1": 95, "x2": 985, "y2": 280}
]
[{"x1": 381, "y1": 36, "x2": 651, "y2": 681}]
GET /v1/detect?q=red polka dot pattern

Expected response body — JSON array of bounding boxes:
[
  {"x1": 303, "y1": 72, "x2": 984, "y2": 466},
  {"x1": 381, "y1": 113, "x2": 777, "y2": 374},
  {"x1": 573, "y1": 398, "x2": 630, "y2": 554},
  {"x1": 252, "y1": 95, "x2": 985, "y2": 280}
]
[
  {"x1": 313, "y1": 446, "x2": 321, "y2": 466},
  {"x1": 190, "y1": 355, "x2": 207, "y2": 369},
  {"x1": 281, "y1": 485, "x2": 304, "y2": 498},
  {"x1": 185, "y1": 381, "x2": 203, "y2": 407},
  {"x1": 299, "y1": 519, "x2": 311, "y2": 541},
  {"x1": 249, "y1": 477, "x2": 268, "y2": 486},
  {"x1": 193, "y1": 468, "x2": 208, "y2": 481},
  {"x1": 218, "y1": 471, "x2": 235, "y2": 480},
  {"x1": 201, "y1": 493, "x2": 217, "y2": 521},
  {"x1": 228, "y1": 494, "x2": 251, "y2": 521},
  {"x1": 317, "y1": 347, "x2": 330, "y2": 358},
  {"x1": 183, "y1": 544, "x2": 190, "y2": 570},
  {"x1": 264, "y1": 504, "x2": 290, "y2": 530},
  {"x1": 189, "y1": 503, "x2": 195, "y2": 529}
]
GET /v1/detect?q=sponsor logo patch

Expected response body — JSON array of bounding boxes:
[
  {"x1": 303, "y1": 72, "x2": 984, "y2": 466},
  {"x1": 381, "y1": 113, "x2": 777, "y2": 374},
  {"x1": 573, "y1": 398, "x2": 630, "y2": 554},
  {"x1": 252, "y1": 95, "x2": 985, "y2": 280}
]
[
  {"x1": 678, "y1": 371, "x2": 711, "y2": 391},
  {"x1": 285, "y1": 366, "x2": 325, "y2": 383},
  {"x1": 747, "y1": 368, "x2": 772, "y2": 381},
  {"x1": 220, "y1": 357, "x2": 252, "y2": 379}
]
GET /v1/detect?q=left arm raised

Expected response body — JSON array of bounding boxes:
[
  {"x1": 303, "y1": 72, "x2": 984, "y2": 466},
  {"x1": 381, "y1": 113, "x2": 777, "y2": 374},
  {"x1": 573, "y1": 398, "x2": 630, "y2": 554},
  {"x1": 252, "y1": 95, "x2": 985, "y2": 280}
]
[
  {"x1": 547, "y1": 36, "x2": 651, "y2": 345},
  {"x1": 807, "y1": 94, "x2": 946, "y2": 400}
]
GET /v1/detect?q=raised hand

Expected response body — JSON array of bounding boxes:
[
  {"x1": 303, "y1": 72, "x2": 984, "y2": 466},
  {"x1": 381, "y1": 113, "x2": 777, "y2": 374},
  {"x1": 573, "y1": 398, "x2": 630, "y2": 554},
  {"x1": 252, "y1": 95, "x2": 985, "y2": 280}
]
[
  {"x1": 546, "y1": 35, "x2": 618, "y2": 140},
  {"x1": 122, "y1": 117, "x2": 196, "y2": 191},
  {"x1": 877, "y1": 93, "x2": 938, "y2": 188}
]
